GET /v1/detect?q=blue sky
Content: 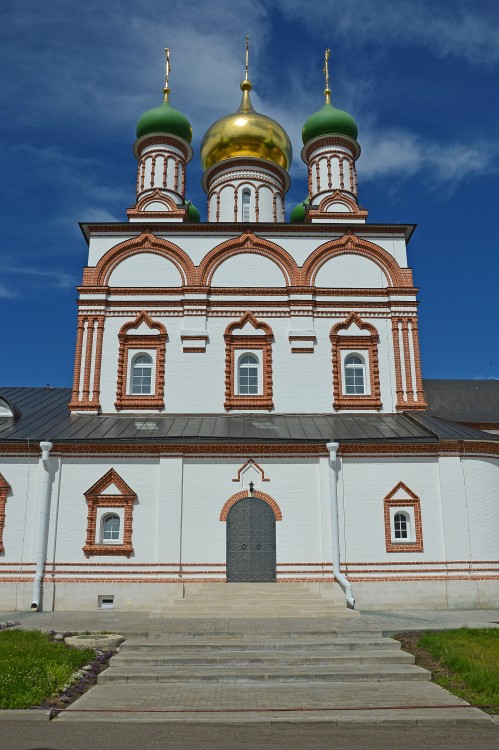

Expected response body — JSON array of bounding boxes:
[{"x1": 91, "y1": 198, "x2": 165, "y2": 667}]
[{"x1": 1, "y1": 0, "x2": 498, "y2": 387}]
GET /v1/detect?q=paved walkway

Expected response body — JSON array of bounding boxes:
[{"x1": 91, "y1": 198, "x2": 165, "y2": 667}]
[{"x1": 1, "y1": 608, "x2": 499, "y2": 635}]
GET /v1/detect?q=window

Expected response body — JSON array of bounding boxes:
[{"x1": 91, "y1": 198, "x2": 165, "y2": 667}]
[
  {"x1": 330, "y1": 314, "x2": 382, "y2": 410},
  {"x1": 242, "y1": 189, "x2": 251, "y2": 222},
  {"x1": 102, "y1": 513, "x2": 120, "y2": 542},
  {"x1": 393, "y1": 512, "x2": 409, "y2": 540},
  {"x1": 238, "y1": 354, "x2": 259, "y2": 395},
  {"x1": 83, "y1": 469, "x2": 136, "y2": 558},
  {"x1": 115, "y1": 312, "x2": 167, "y2": 411},
  {"x1": 383, "y1": 482, "x2": 424, "y2": 553},
  {"x1": 344, "y1": 354, "x2": 365, "y2": 395},
  {"x1": 224, "y1": 312, "x2": 274, "y2": 411},
  {"x1": 131, "y1": 353, "x2": 153, "y2": 395}
]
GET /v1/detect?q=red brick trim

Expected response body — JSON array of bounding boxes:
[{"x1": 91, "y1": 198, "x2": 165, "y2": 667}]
[
  {"x1": 307, "y1": 190, "x2": 368, "y2": 222},
  {"x1": 224, "y1": 312, "x2": 274, "y2": 411},
  {"x1": 0, "y1": 473, "x2": 11, "y2": 553},
  {"x1": 198, "y1": 231, "x2": 299, "y2": 286},
  {"x1": 302, "y1": 231, "x2": 412, "y2": 288},
  {"x1": 232, "y1": 458, "x2": 270, "y2": 482},
  {"x1": 330, "y1": 313, "x2": 382, "y2": 410},
  {"x1": 391, "y1": 316, "x2": 427, "y2": 410},
  {"x1": 68, "y1": 315, "x2": 105, "y2": 412},
  {"x1": 85, "y1": 233, "x2": 196, "y2": 287},
  {"x1": 83, "y1": 469, "x2": 136, "y2": 557},
  {"x1": 219, "y1": 489, "x2": 282, "y2": 521},
  {"x1": 127, "y1": 189, "x2": 188, "y2": 220},
  {"x1": 383, "y1": 481, "x2": 424, "y2": 553},
  {"x1": 115, "y1": 312, "x2": 167, "y2": 411}
]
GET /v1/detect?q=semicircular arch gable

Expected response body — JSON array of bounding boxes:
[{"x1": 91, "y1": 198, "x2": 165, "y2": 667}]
[
  {"x1": 199, "y1": 232, "x2": 299, "y2": 286},
  {"x1": 219, "y1": 490, "x2": 282, "y2": 521},
  {"x1": 302, "y1": 234, "x2": 407, "y2": 288},
  {"x1": 91, "y1": 233, "x2": 196, "y2": 286}
]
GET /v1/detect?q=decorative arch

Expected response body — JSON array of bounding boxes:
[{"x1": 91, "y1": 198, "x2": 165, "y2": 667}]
[
  {"x1": 199, "y1": 231, "x2": 299, "y2": 286},
  {"x1": 86, "y1": 233, "x2": 196, "y2": 287},
  {"x1": 115, "y1": 311, "x2": 167, "y2": 411},
  {"x1": 224, "y1": 312, "x2": 274, "y2": 411},
  {"x1": 224, "y1": 311, "x2": 273, "y2": 337},
  {"x1": 0, "y1": 473, "x2": 12, "y2": 554},
  {"x1": 83, "y1": 469, "x2": 137, "y2": 557},
  {"x1": 302, "y1": 231, "x2": 412, "y2": 288},
  {"x1": 330, "y1": 313, "x2": 382, "y2": 410},
  {"x1": 134, "y1": 190, "x2": 178, "y2": 213},
  {"x1": 308, "y1": 190, "x2": 368, "y2": 221},
  {"x1": 220, "y1": 489, "x2": 282, "y2": 521}
]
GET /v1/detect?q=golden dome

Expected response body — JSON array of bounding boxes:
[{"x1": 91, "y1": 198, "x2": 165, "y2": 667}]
[{"x1": 200, "y1": 79, "x2": 292, "y2": 171}]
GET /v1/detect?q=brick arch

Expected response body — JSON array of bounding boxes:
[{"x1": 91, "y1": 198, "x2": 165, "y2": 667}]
[
  {"x1": 302, "y1": 232, "x2": 412, "y2": 288},
  {"x1": 224, "y1": 311, "x2": 273, "y2": 337},
  {"x1": 119, "y1": 310, "x2": 167, "y2": 338},
  {"x1": 219, "y1": 490, "x2": 282, "y2": 521},
  {"x1": 135, "y1": 189, "x2": 178, "y2": 213},
  {"x1": 198, "y1": 231, "x2": 299, "y2": 286},
  {"x1": 330, "y1": 312, "x2": 379, "y2": 338},
  {"x1": 88, "y1": 233, "x2": 196, "y2": 286}
]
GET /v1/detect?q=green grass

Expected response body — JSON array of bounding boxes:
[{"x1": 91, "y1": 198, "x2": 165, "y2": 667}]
[
  {"x1": 416, "y1": 628, "x2": 499, "y2": 710},
  {"x1": 0, "y1": 629, "x2": 95, "y2": 709}
]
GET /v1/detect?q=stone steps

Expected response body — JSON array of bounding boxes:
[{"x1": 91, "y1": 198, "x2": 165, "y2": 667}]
[
  {"x1": 110, "y1": 648, "x2": 415, "y2": 667},
  {"x1": 98, "y1": 662, "x2": 430, "y2": 684},
  {"x1": 119, "y1": 635, "x2": 392, "y2": 652}
]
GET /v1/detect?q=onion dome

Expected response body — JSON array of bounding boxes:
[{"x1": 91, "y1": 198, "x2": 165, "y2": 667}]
[
  {"x1": 186, "y1": 201, "x2": 200, "y2": 223},
  {"x1": 136, "y1": 101, "x2": 192, "y2": 143},
  {"x1": 302, "y1": 100, "x2": 358, "y2": 144},
  {"x1": 200, "y1": 78, "x2": 292, "y2": 171},
  {"x1": 290, "y1": 197, "x2": 310, "y2": 223},
  {"x1": 136, "y1": 48, "x2": 192, "y2": 143}
]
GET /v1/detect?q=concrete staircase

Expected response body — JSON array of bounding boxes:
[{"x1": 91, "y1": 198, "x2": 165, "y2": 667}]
[
  {"x1": 155, "y1": 582, "x2": 354, "y2": 618},
  {"x1": 57, "y1": 622, "x2": 491, "y2": 724}
]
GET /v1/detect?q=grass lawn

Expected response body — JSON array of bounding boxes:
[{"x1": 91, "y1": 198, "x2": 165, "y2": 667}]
[
  {"x1": 0, "y1": 629, "x2": 96, "y2": 709},
  {"x1": 397, "y1": 628, "x2": 499, "y2": 713}
]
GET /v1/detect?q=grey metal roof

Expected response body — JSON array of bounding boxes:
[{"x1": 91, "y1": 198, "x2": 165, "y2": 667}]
[
  {"x1": 0, "y1": 386, "x2": 497, "y2": 445},
  {"x1": 423, "y1": 379, "x2": 499, "y2": 423}
]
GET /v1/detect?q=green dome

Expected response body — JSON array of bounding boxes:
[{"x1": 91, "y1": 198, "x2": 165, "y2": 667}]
[
  {"x1": 290, "y1": 197, "x2": 310, "y2": 224},
  {"x1": 302, "y1": 101, "x2": 358, "y2": 144},
  {"x1": 186, "y1": 201, "x2": 200, "y2": 223},
  {"x1": 136, "y1": 101, "x2": 192, "y2": 143}
]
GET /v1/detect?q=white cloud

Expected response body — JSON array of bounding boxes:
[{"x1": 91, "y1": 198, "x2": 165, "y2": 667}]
[
  {"x1": 359, "y1": 129, "x2": 497, "y2": 188},
  {"x1": 278, "y1": 0, "x2": 499, "y2": 66},
  {"x1": 0, "y1": 265, "x2": 77, "y2": 289},
  {"x1": 0, "y1": 284, "x2": 18, "y2": 299}
]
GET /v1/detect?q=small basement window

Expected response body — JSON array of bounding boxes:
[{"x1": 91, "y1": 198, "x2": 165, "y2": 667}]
[{"x1": 98, "y1": 595, "x2": 114, "y2": 610}]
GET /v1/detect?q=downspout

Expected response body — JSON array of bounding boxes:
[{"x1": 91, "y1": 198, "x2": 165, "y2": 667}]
[
  {"x1": 31, "y1": 441, "x2": 53, "y2": 611},
  {"x1": 327, "y1": 441, "x2": 355, "y2": 609}
]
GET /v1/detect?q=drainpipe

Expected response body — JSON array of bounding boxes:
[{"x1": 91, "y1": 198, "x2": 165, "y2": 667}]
[
  {"x1": 326, "y1": 441, "x2": 355, "y2": 609},
  {"x1": 31, "y1": 441, "x2": 53, "y2": 611}
]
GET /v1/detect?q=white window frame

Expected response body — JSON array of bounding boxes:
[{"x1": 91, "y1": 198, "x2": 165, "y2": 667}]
[
  {"x1": 126, "y1": 349, "x2": 156, "y2": 396},
  {"x1": 235, "y1": 350, "x2": 262, "y2": 396},
  {"x1": 341, "y1": 350, "x2": 370, "y2": 396},
  {"x1": 95, "y1": 507, "x2": 125, "y2": 545},
  {"x1": 389, "y1": 506, "x2": 414, "y2": 544}
]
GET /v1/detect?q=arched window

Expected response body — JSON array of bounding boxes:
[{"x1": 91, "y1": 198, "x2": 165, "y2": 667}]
[
  {"x1": 393, "y1": 512, "x2": 409, "y2": 540},
  {"x1": 344, "y1": 354, "x2": 366, "y2": 395},
  {"x1": 238, "y1": 354, "x2": 259, "y2": 395},
  {"x1": 242, "y1": 189, "x2": 251, "y2": 222},
  {"x1": 102, "y1": 513, "x2": 120, "y2": 542},
  {"x1": 131, "y1": 353, "x2": 153, "y2": 395}
]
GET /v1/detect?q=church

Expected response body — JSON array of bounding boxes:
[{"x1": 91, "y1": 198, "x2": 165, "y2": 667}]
[{"x1": 0, "y1": 46, "x2": 498, "y2": 613}]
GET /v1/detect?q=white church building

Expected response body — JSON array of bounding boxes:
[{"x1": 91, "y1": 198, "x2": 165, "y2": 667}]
[{"x1": 0, "y1": 49, "x2": 498, "y2": 612}]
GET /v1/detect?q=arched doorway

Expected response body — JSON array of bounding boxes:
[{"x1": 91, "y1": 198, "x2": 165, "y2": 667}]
[{"x1": 226, "y1": 497, "x2": 276, "y2": 582}]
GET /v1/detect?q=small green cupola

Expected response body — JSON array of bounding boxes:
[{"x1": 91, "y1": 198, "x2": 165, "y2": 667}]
[
  {"x1": 136, "y1": 48, "x2": 192, "y2": 143},
  {"x1": 290, "y1": 197, "x2": 310, "y2": 223},
  {"x1": 302, "y1": 48, "x2": 358, "y2": 145},
  {"x1": 136, "y1": 101, "x2": 192, "y2": 143},
  {"x1": 302, "y1": 101, "x2": 358, "y2": 144}
]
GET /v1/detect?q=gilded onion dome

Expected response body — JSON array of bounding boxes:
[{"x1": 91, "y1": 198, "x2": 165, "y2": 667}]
[{"x1": 200, "y1": 78, "x2": 292, "y2": 171}]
